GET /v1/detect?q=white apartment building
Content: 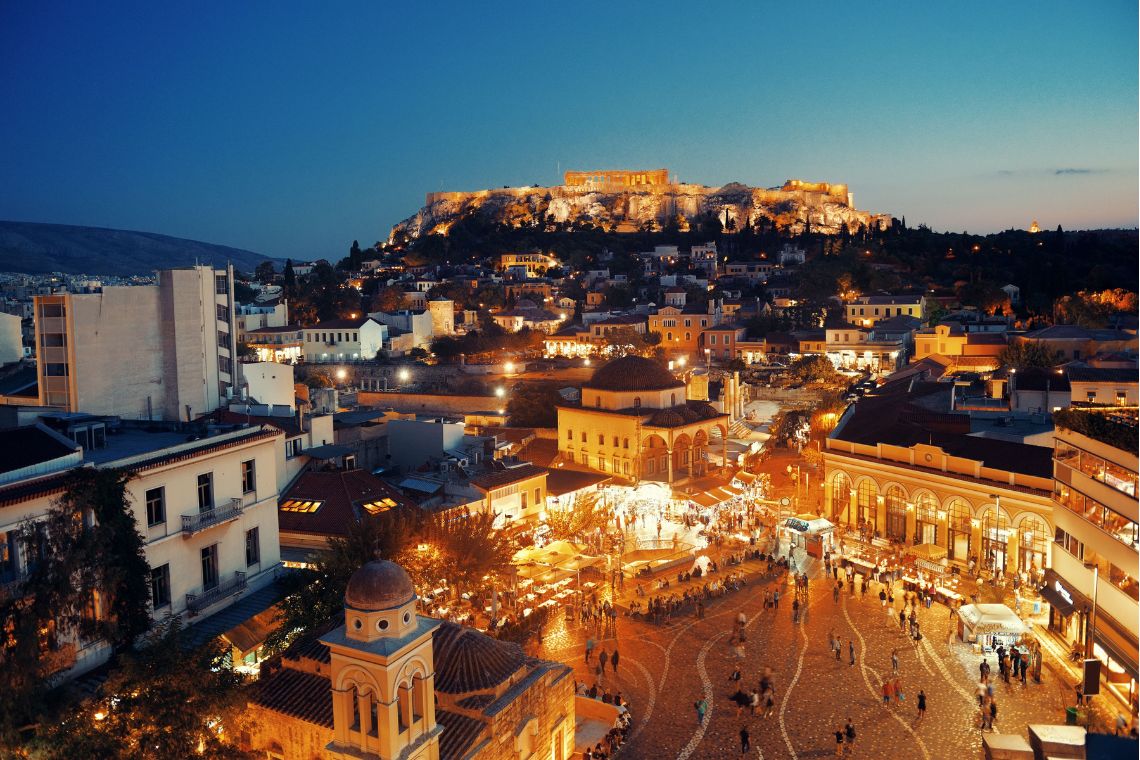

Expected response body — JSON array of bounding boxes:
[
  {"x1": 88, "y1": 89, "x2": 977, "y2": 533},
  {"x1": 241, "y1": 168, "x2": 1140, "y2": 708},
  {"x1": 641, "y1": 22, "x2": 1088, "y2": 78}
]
[
  {"x1": 0, "y1": 418, "x2": 285, "y2": 680},
  {"x1": 370, "y1": 309, "x2": 434, "y2": 348},
  {"x1": 234, "y1": 301, "x2": 288, "y2": 340},
  {"x1": 302, "y1": 317, "x2": 387, "y2": 362},
  {"x1": 32, "y1": 265, "x2": 237, "y2": 421}
]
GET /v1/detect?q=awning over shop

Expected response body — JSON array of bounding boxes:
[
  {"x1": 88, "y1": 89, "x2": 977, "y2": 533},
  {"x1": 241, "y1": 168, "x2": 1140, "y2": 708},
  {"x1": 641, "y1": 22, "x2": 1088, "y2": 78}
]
[
  {"x1": 958, "y1": 603, "x2": 1029, "y2": 636},
  {"x1": 908, "y1": 543, "x2": 948, "y2": 562},
  {"x1": 222, "y1": 604, "x2": 282, "y2": 657},
  {"x1": 784, "y1": 515, "x2": 834, "y2": 534},
  {"x1": 1038, "y1": 569, "x2": 1079, "y2": 617},
  {"x1": 681, "y1": 484, "x2": 743, "y2": 509}
]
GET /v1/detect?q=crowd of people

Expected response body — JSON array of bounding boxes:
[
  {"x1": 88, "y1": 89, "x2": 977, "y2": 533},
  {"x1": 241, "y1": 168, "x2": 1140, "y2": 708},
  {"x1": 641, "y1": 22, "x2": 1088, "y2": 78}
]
[{"x1": 575, "y1": 680, "x2": 632, "y2": 759}]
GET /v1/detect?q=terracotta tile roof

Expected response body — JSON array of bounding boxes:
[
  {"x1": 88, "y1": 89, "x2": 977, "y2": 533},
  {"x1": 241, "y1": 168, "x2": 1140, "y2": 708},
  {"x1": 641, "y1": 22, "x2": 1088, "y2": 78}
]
[
  {"x1": 1066, "y1": 367, "x2": 1138, "y2": 383},
  {"x1": 437, "y1": 709, "x2": 488, "y2": 758},
  {"x1": 518, "y1": 438, "x2": 559, "y2": 467},
  {"x1": 432, "y1": 621, "x2": 526, "y2": 694},
  {"x1": 468, "y1": 464, "x2": 547, "y2": 492},
  {"x1": 253, "y1": 667, "x2": 333, "y2": 729},
  {"x1": 545, "y1": 468, "x2": 610, "y2": 497},
  {"x1": 279, "y1": 469, "x2": 416, "y2": 538}
]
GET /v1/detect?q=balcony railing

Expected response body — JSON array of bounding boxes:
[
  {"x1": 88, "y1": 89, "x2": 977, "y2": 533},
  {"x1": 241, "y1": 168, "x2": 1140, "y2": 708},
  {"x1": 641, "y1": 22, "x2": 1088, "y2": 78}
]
[
  {"x1": 185, "y1": 571, "x2": 246, "y2": 616},
  {"x1": 181, "y1": 498, "x2": 243, "y2": 536}
]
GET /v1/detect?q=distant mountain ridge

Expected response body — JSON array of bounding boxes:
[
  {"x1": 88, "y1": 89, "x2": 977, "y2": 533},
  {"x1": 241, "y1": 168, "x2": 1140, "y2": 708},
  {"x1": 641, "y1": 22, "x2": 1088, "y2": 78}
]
[{"x1": 0, "y1": 221, "x2": 279, "y2": 276}]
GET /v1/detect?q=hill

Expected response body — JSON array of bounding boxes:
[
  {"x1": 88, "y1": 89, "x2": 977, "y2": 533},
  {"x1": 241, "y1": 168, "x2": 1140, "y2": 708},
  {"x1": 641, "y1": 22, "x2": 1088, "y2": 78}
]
[
  {"x1": 390, "y1": 176, "x2": 892, "y2": 243},
  {"x1": 0, "y1": 221, "x2": 279, "y2": 276}
]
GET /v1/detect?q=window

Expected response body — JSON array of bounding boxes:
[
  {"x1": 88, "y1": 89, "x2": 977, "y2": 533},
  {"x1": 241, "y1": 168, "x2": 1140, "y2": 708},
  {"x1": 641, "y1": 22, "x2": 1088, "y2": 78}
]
[
  {"x1": 218, "y1": 356, "x2": 232, "y2": 374},
  {"x1": 521, "y1": 491, "x2": 528, "y2": 510},
  {"x1": 151, "y1": 564, "x2": 170, "y2": 609},
  {"x1": 623, "y1": 438, "x2": 629, "y2": 449},
  {"x1": 286, "y1": 438, "x2": 303, "y2": 458},
  {"x1": 39, "y1": 302, "x2": 65, "y2": 318},
  {"x1": 709, "y1": 335, "x2": 717, "y2": 345},
  {"x1": 201, "y1": 544, "x2": 219, "y2": 590},
  {"x1": 567, "y1": 429, "x2": 573, "y2": 440},
  {"x1": 44, "y1": 363, "x2": 68, "y2": 376},
  {"x1": 612, "y1": 436, "x2": 618, "y2": 447},
  {"x1": 598, "y1": 434, "x2": 604, "y2": 445},
  {"x1": 633, "y1": 397, "x2": 641, "y2": 408},
  {"x1": 197, "y1": 473, "x2": 214, "y2": 511},
  {"x1": 245, "y1": 527, "x2": 260, "y2": 567},
  {"x1": 580, "y1": 432, "x2": 586, "y2": 443},
  {"x1": 218, "y1": 330, "x2": 229, "y2": 349},
  {"x1": 215, "y1": 274, "x2": 228, "y2": 295},
  {"x1": 145, "y1": 487, "x2": 165, "y2": 527},
  {"x1": 241, "y1": 459, "x2": 256, "y2": 494},
  {"x1": 216, "y1": 303, "x2": 229, "y2": 322},
  {"x1": 534, "y1": 487, "x2": 540, "y2": 505}
]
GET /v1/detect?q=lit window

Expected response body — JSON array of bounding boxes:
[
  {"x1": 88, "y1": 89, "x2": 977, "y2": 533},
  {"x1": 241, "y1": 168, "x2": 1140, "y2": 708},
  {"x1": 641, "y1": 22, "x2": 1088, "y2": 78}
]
[{"x1": 280, "y1": 499, "x2": 324, "y2": 513}]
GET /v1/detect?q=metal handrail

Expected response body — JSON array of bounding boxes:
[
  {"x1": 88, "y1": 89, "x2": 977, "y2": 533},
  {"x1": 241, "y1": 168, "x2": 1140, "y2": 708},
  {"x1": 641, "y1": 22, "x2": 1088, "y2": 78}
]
[
  {"x1": 181, "y1": 498, "x2": 243, "y2": 536},
  {"x1": 185, "y1": 571, "x2": 246, "y2": 616}
]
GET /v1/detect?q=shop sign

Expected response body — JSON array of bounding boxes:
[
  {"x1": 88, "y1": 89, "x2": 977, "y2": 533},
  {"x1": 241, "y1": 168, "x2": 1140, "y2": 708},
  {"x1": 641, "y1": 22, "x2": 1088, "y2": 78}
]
[
  {"x1": 916, "y1": 559, "x2": 944, "y2": 575},
  {"x1": 1054, "y1": 580, "x2": 1073, "y2": 605},
  {"x1": 785, "y1": 518, "x2": 810, "y2": 532}
]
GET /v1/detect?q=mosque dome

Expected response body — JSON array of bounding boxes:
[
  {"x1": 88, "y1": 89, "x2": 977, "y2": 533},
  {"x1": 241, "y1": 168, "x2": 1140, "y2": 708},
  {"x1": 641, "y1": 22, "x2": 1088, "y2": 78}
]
[
  {"x1": 582, "y1": 356, "x2": 684, "y2": 392},
  {"x1": 344, "y1": 560, "x2": 416, "y2": 612}
]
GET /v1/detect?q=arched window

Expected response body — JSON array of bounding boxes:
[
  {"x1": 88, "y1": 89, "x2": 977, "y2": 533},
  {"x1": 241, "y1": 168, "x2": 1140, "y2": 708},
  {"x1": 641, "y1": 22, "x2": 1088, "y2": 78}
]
[
  {"x1": 1018, "y1": 514, "x2": 1049, "y2": 573},
  {"x1": 670, "y1": 393, "x2": 677, "y2": 406},
  {"x1": 946, "y1": 498, "x2": 972, "y2": 562},
  {"x1": 856, "y1": 480, "x2": 878, "y2": 529},
  {"x1": 884, "y1": 485, "x2": 907, "y2": 541},
  {"x1": 567, "y1": 428, "x2": 573, "y2": 440},
  {"x1": 982, "y1": 507, "x2": 1011, "y2": 573},
  {"x1": 633, "y1": 397, "x2": 641, "y2": 408},
  {"x1": 915, "y1": 492, "x2": 938, "y2": 544},
  {"x1": 831, "y1": 472, "x2": 851, "y2": 521}
]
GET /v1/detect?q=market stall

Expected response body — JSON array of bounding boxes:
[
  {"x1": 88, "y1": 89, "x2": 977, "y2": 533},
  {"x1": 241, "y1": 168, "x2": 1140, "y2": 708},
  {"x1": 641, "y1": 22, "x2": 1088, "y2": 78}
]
[
  {"x1": 783, "y1": 514, "x2": 835, "y2": 558},
  {"x1": 957, "y1": 603, "x2": 1029, "y2": 650}
]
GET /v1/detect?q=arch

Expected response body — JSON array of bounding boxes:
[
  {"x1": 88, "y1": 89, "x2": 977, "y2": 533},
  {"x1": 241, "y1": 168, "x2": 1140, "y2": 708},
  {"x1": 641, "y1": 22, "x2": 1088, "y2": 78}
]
[
  {"x1": 336, "y1": 665, "x2": 381, "y2": 697},
  {"x1": 883, "y1": 484, "x2": 907, "y2": 541},
  {"x1": 831, "y1": 470, "x2": 852, "y2": 491},
  {"x1": 1014, "y1": 512, "x2": 1050, "y2": 574},
  {"x1": 945, "y1": 497, "x2": 973, "y2": 561},
  {"x1": 980, "y1": 505, "x2": 1011, "y2": 573},
  {"x1": 397, "y1": 657, "x2": 431, "y2": 685},
  {"x1": 913, "y1": 490, "x2": 939, "y2": 545},
  {"x1": 855, "y1": 478, "x2": 878, "y2": 531}
]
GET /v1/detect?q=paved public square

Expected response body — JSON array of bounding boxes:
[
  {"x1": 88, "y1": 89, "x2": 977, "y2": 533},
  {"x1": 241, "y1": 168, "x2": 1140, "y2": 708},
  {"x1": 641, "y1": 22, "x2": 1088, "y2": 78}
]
[{"x1": 536, "y1": 551, "x2": 1104, "y2": 759}]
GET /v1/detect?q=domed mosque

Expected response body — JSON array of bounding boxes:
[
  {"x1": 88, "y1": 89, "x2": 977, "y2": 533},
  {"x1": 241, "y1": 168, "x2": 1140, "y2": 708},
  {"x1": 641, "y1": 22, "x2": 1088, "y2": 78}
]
[
  {"x1": 558, "y1": 355, "x2": 731, "y2": 483},
  {"x1": 246, "y1": 560, "x2": 576, "y2": 759}
]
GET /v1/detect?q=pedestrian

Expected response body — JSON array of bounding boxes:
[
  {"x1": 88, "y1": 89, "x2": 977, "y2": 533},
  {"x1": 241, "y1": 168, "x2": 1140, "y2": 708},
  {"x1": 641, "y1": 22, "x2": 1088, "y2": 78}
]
[
  {"x1": 611, "y1": 648, "x2": 619, "y2": 674},
  {"x1": 882, "y1": 680, "x2": 892, "y2": 705},
  {"x1": 879, "y1": 588, "x2": 887, "y2": 607},
  {"x1": 834, "y1": 727, "x2": 845, "y2": 757},
  {"x1": 844, "y1": 718, "x2": 856, "y2": 754},
  {"x1": 729, "y1": 668, "x2": 742, "y2": 684},
  {"x1": 1019, "y1": 653, "x2": 1027, "y2": 684},
  {"x1": 740, "y1": 726, "x2": 750, "y2": 755},
  {"x1": 833, "y1": 583, "x2": 840, "y2": 603},
  {"x1": 695, "y1": 698, "x2": 707, "y2": 725},
  {"x1": 899, "y1": 608, "x2": 906, "y2": 630},
  {"x1": 892, "y1": 648, "x2": 899, "y2": 674},
  {"x1": 792, "y1": 597, "x2": 800, "y2": 623},
  {"x1": 893, "y1": 677, "x2": 903, "y2": 704},
  {"x1": 916, "y1": 689, "x2": 926, "y2": 722},
  {"x1": 849, "y1": 639, "x2": 856, "y2": 666},
  {"x1": 835, "y1": 637, "x2": 842, "y2": 661},
  {"x1": 989, "y1": 699, "x2": 998, "y2": 730},
  {"x1": 585, "y1": 637, "x2": 595, "y2": 663},
  {"x1": 773, "y1": 589, "x2": 780, "y2": 609},
  {"x1": 598, "y1": 648, "x2": 608, "y2": 674}
]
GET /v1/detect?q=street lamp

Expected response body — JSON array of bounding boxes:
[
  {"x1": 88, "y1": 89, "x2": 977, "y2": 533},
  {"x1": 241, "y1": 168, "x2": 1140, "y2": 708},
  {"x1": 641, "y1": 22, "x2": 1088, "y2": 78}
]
[{"x1": 495, "y1": 387, "x2": 505, "y2": 398}]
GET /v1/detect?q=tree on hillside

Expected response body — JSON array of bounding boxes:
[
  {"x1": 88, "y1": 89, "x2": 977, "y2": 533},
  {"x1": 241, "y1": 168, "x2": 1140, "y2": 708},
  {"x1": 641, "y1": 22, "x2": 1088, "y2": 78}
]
[
  {"x1": 254, "y1": 260, "x2": 276, "y2": 284},
  {"x1": 506, "y1": 383, "x2": 562, "y2": 427},
  {"x1": 998, "y1": 341, "x2": 1063, "y2": 370},
  {"x1": 283, "y1": 259, "x2": 296, "y2": 296},
  {"x1": 371, "y1": 285, "x2": 407, "y2": 313},
  {"x1": 1054, "y1": 289, "x2": 1137, "y2": 327},
  {"x1": 786, "y1": 354, "x2": 839, "y2": 384}
]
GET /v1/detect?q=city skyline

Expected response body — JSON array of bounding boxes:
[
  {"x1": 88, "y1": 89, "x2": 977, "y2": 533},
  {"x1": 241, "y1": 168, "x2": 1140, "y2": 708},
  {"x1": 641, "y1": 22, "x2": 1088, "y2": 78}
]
[{"x1": 1, "y1": 2, "x2": 1137, "y2": 259}]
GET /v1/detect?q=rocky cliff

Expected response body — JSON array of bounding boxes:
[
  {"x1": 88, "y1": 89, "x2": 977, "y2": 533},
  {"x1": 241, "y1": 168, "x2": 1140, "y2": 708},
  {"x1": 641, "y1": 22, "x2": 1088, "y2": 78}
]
[{"x1": 389, "y1": 178, "x2": 891, "y2": 242}]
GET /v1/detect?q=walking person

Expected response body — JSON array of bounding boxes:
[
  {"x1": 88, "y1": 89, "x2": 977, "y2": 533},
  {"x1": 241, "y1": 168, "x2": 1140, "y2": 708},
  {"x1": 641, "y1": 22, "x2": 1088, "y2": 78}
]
[
  {"x1": 611, "y1": 648, "x2": 619, "y2": 674},
  {"x1": 773, "y1": 589, "x2": 780, "y2": 609},
  {"x1": 740, "y1": 726, "x2": 750, "y2": 756},
  {"x1": 585, "y1": 637, "x2": 595, "y2": 664},
  {"x1": 833, "y1": 582, "x2": 840, "y2": 603},
  {"x1": 844, "y1": 718, "x2": 856, "y2": 755},
  {"x1": 695, "y1": 698, "x2": 707, "y2": 725},
  {"x1": 834, "y1": 727, "x2": 845, "y2": 757},
  {"x1": 916, "y1": 689, "x2": 926, "y2": 722},
  {"x1": 598, "y1": 648, "x2": 608, "y2": 675},
  {"x1": 849, "y1": 639, "x2": 856, "y2": 666},
  {"x1": 891, "y1": 648, "x2": 899, "y2": 674},
  {"x1": 792, "y1": 597, "x2": 800, "y2": 623}
]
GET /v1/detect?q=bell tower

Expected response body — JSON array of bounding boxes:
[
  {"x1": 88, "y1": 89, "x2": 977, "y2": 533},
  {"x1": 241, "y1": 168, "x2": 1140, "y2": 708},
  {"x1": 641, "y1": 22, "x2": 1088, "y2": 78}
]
[{"x1": 321, "y1": 560, "x2": 442, "y2": 760}]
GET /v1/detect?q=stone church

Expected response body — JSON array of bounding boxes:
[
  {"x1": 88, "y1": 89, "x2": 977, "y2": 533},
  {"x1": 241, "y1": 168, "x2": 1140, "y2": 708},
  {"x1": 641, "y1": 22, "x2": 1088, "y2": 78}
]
[{"x1": 244, "y1": 561, "x2": 575, "y2": 760}]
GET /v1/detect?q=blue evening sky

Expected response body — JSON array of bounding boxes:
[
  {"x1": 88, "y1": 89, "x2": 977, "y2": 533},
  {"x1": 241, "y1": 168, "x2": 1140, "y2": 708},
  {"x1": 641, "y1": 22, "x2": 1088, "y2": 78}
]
[{"x1": 1, "y1": 1, "x2": 1136, "y2": 260}]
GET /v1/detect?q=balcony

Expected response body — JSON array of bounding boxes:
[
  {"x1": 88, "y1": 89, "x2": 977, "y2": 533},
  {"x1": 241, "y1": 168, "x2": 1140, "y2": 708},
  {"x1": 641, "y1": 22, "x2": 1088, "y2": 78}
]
[
  {"x1": 181, "y1": 498, "x2": 243, "y2": 537},
  {"x1": 185, "y1": 571, "x2": 246, "y2": 616}
]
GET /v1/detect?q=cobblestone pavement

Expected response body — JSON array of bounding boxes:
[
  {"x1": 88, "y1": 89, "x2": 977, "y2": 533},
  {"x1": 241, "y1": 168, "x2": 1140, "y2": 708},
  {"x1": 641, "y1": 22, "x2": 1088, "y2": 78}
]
[{"x1": 536, "y1": 553, "x2": 1115, "y2": 759}]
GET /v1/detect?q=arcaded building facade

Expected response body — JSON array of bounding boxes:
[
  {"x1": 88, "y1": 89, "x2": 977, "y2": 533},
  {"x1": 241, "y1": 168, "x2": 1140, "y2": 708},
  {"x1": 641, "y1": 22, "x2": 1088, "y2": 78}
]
[{"x1": 556, "y1": 356, "x2": 730, "y2": 483}]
